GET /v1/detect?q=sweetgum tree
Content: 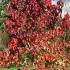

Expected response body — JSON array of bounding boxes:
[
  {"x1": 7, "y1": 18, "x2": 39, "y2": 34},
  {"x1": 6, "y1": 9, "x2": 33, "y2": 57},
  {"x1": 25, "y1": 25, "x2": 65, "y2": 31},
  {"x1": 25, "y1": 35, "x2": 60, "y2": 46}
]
[{"x1": 0, "y1": 0, "x2": 70, "y2": 70}]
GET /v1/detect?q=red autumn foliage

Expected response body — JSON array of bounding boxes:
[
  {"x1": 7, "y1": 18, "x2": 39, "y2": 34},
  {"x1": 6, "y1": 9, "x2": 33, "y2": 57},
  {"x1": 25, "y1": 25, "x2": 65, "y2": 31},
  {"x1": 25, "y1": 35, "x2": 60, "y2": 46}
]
[{"x1": 0, "y1": 0, "x2": 70, "y2": 70}]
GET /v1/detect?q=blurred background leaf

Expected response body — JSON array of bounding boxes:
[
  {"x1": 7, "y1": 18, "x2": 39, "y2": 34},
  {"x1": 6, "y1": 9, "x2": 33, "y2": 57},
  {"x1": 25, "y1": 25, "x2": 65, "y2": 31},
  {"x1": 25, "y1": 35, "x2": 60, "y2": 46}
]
[{"x1": 0, "y1": 0, "x2": 9, "y2": 49}]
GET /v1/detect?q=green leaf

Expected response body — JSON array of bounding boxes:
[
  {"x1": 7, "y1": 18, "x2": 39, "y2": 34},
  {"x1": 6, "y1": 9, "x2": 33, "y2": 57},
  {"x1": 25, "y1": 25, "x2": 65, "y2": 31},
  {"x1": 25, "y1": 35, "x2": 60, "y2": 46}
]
[
  {"x1": 51, "y1": 21, "x2": 56, "y2": 30},
  {"x1": 25, "y1": 52, "x2": 34, "y2": 62},
  {"x1": 17, "y1": 68, "x2": 21, "y2": 70},
  {"x1": 65, "y1": 47, "x2": 70, "y2": 53},
  {"x1": 55, "y1": 61, "x2": 59, "y2": 66},
  {"x1": 18, "y1": 55, "x2": 25, "y2": 63},
  {"x1": 0, "y1": 8, "x2": 2, "y2": 13},
  {"x1": 35, "y1": 54, "x2": 38, "y2": 59},
  {"x1": 28, "y1": 66, "x2": 33, "y2": 70},
  {"x1": 0, "y1": 23, "x2": 4, "y2": 31},
  {"x1": 41, "y1": 49, "x2": 46, "y2": 55},
  {"x1": 8, "y1": 67, "x2": 17, "y2": 70},
  {"x1": 0, "y1": 67, "x2": 18, "y2": 70},
  {"x1": 45, "y1": 60, "x2": 50, "y2": 67},
  {"x1": 18, "y1": 6, "x2": 24, "y2": 11},
  {"x1": 7, "y1": 64, "x2": 16, "y2": 68}
]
